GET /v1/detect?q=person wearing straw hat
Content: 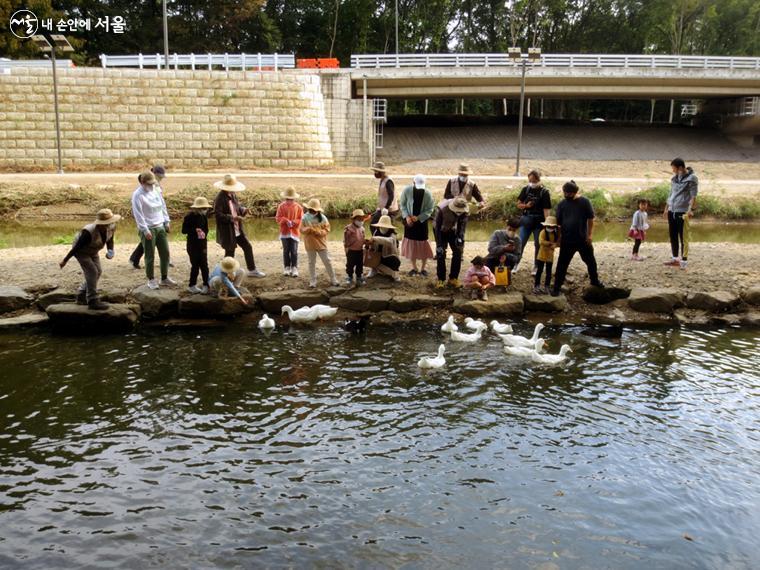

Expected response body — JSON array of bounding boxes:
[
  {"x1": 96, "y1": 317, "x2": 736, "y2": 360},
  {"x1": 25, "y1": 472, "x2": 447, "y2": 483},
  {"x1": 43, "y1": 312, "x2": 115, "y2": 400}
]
[
  {"x1": 302, "y1": 198, "x2": 339, "y2": 288},
  {"x1": 367, "y1": 210, "x2": 401, "y2": 282},
  {"x1": 208, "y1": 256, "x2": 249, "y2": 305},
  {"x1": 59, "y1": 208, "x2": 121, "y2": 310},
  {"x1": 212, "y1": 174, "x2": 266, "y2": 278},
  {"x1": 182, "y1": 196, "x2": 211, "y2": 294},
  {"x1": 131, "y1": 170, "x2": 176, "y2": 290},
  {"x1": 444, "y1": 163, "x2": 486, "y2": 210},
  {"x1": 129, "y1": 164, "x2": 169, "y2": 269},
  {"x1": 370, "y1": 161, "x2": 399, "y2": 225},
  {"x1": 343, "y1": 208, "x2": 368, "y2": 286},
  {"x1": 399, "y1": 173, "x2": 435, "y2": 277},
  {"x1": 534, "y1": 215, "x2": 560, "y2": 295},
  {"x1": 432, "y1": 196, "x2": 470, "y2": 288},
  {"x1": 275, "y1": 186, "x2": 304, "y2": 277}
]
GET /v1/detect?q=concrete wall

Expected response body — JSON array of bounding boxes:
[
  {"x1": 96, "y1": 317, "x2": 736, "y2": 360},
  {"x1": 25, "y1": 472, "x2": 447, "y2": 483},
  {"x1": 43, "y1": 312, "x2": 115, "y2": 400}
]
[
  {"x1": 0, "y1": 67, "x2": 340, "y2": 170},
  {"x1": 321, "y1": 71, "x2": 373, "y2": 167}
]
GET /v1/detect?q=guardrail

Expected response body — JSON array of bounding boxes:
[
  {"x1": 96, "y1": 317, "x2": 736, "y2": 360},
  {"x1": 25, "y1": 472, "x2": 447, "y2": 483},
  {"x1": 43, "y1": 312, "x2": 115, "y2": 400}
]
[
  {"x1": 350, "y1": 53, "x2": 760, "y2": 70},
  {"x1": 99, "y1": 53, "x2": 296, "y2": 71},
  {"x1": 0, "y1": 58, "x2": 75, "y2": 69}
]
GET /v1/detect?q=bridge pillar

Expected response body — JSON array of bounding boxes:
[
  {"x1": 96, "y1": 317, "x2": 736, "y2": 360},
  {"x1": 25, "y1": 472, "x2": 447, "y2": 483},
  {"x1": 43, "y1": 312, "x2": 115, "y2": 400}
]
[{"x1": 320, "y1": 70, "x2": 373, "y2": 166}]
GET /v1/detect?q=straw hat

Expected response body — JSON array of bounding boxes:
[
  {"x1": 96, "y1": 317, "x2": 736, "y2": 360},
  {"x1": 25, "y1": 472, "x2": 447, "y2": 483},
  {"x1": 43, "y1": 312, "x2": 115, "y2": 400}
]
[
  {"x1": 371, "y1": 214, "x2": 396, "y2": 230},
  {"x1": 457, "y1": 163, "x2": 473, "y2": 176},
  {"x1": 281, "y1": 186, "x2": 299, "y2": 199},
  {"x1": 448, "y1": 197, "x2": 470, "y2": 214},
  {"x1": 220, "y1": 256, "x2": 240, "y2": 275},
  {"x1": 371, "y1": 161, "x2": 387, "y2": 173},
  {"x1": 413, "y1": 173, "x2": 426, "y2": 189},
  {"x1": 305, "y1": 198, "x2": 323, "y2": 212},
  {"x1": 191, "y1": 196, "x2": 211, "y2": 209},
  {"x1": 542, "y1": 216, "x2": 558, "y2": 226},
  {"x1": 214, "y1": 174, "x2": 246, "y2": 192},
  {"x1": 94, "y1": 208, "x2": 121, "y2": 225},
  {"x1": 139, "y1": 171, "x2": 157, "y2": 185},
  {"x1": 351, "y1": 208, "x2": 366, "y2": 219}
]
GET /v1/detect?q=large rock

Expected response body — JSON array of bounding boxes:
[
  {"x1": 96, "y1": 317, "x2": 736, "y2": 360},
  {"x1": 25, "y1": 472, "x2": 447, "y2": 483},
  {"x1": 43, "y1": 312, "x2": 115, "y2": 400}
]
[
  {"x1": 582, "y1": 286, "x2": 630, "y2": 305},
  {"x1": 131, "y1": 285, "x2": 180, "y2": 319},
  {"x1": 742, "y1": 287, "x2": 760, "y2": 306},
  {"x1": 389, "y1": 293, "x2": 450, "y2": 313},
  {"x1": 331, "y1": 290, "x2": 391, "y2": 312},
  {"x1": 628, "y1": 287, "x2": 684, "y2": 313},
  {"x1": 740, "y1": 312, "x2": 760, "y2": 327},
  {"x1": 674, "y1": 309, "x2": 711, "y2": 327},
  {"x1": 258, "y1": 289, "x2": 329, "y2": 312},
  {"x1": 523, "y1": 294, "x2": 567, "y2": 313},
  {"x1": 178, "y1": 290, "x2": 256, "y2": 317},
  {"x1": 685, "y1": 291, "x2": 740, "y2": 313},
  {"x1": 0, "y1": 312, "x2": 49, "y2": 329},
  {"x1": 0, "y1": 285, "x2": 33, "y2": 314},
  {"x1": 36, "y1": 288, "x2": 76, "y2": 309},
  {"x1": 452, "y1": 293, "x2": 524, "y2": 317},
  {"x1": 46, "y1": 303, "x2": 140, "y2": 333}
]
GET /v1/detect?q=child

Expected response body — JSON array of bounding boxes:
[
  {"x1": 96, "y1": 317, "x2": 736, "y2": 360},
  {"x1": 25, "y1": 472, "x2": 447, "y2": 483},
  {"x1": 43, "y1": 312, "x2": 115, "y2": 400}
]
[
  {"x1": 301, "y1": 198, "x2": 339, "y2": 288},
  {"x1": 209, "y1": 256, "x2": 249, "y2": 305},
  {"x1": 182, "y1": 196, "x2": 211, "y2": 294},
  {"x1": 628, "y1": 199, "x2": 649, "y2": 261},
  {"x1": 463, "y1": 255, "x2": 495, "y2": 301},
  {"x1": 276, "y1": 187, "x2": 303, "y2": 277},
  {"x1": 535, "y1": 216, "x2": 560, "y2": 294},
  {"x1": 344, "y1": 208, "x2": 367, "y2": 286}
]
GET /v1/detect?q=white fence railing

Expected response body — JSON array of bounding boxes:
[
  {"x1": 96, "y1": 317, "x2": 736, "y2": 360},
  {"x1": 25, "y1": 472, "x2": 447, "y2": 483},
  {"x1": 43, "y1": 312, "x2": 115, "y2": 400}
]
[
  {"x1": 350, "y1": 53, "x2": 760, "y2": 70},
  {"x1": 99, "y1": 53, "x2": 296, "y2": 71},
  {"x1": 0, "y1": 58, "x2": 76, "y2": 69}
]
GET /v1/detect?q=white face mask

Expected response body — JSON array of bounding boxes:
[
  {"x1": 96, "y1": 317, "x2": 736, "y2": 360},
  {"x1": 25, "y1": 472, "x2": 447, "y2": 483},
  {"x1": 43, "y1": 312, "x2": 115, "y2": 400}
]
[
  {"x1": 458, "y1": 176, "x2": 467, "y2": 183},
  {"x1": 528, "y1": 182, "x2": 538, "y2": 188},
  {"x1": 353, "y1": 220, "x2": 363, "y2": 227}
]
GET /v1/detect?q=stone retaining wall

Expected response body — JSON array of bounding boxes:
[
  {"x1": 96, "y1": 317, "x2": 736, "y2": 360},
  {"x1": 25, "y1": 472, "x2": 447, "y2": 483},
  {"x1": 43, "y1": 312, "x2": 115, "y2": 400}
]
[{"x1": 0, "y1": 67, "x2": 337, "y2": 170}]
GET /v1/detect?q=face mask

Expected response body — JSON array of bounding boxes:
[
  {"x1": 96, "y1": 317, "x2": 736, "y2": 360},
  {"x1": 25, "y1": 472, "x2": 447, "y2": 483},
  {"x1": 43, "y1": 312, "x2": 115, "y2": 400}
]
[
  {"x1": 353, "y1": 220, "x2": 363, "y2": 227},
  {"x1": 528, "y1": 182, "x2": 538, "y2": 189},
  {"x1": 379, "y1": 228, "x2": 390, "y2": 235},
  {"x1": 458, "y1": 176, "x2": 467, "y2": 183}
]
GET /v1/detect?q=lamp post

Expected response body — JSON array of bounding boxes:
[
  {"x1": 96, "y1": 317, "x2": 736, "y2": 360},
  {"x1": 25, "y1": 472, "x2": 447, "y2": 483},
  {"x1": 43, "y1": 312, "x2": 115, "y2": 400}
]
[
  {"x1": 395, "y1": 0, "x2": 399, "y2": 55},
  {"x1": 508, "y1": 46, "x2": 541, "y2": 176},
  {"x1": 32, "y1": 34, "x2": 73, "y2": 174},
  {"x1": 163, "y1": 0, "x2": 169, "y2": 69}
]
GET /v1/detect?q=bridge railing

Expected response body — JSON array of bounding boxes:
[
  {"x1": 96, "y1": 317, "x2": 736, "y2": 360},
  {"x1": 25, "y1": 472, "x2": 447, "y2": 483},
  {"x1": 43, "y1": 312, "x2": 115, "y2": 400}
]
[
  {"x1": 99, "y1": 53, "x2": 295, "y2": 71},
  {"x1": 350, "y1": 53, "x2": 760, "y2": 70}
]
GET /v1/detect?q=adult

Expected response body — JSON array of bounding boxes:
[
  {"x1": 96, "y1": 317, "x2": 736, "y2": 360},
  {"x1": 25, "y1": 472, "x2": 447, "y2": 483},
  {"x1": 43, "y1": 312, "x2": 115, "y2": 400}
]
[
  {"x1": 664, "y1": 158, "x2": 698, "y2": 270},
  {"x1": 370, "y1": 161, "x2": 398, "y2": 225},
  {"x1": 484, "y1": 217, "x2": 523, "y2": 272},
  {"x1": 129, "y1": 164, "x2": 168, "y2": 269},
  {"x1": 59, "y1": 208, "x2": 121, "y2": 310},
  {"x1": 444, "y1": 163, "x2": 487, "y2": 211},
  {"x1": 131, "y1": 171, "x2": 175, "y2": 290},
  {"x1": 433, "y1": 196, "x2": 470, "y2": 288},
  {"x1": 212, "y1": 174, "x2": 266, "y2": 278},
  {"x1": 399, "y1": 173, "x2": 435, "y2": 276},
  {"x1": 551, "y1": 181, "x2": 604, "y2": 296},
  {"x1": 516, "y1": 169, "x2": 551, "y2": 272},
  {"x1": 368, "y1": 212, "x2": 402, "y2": 282}
]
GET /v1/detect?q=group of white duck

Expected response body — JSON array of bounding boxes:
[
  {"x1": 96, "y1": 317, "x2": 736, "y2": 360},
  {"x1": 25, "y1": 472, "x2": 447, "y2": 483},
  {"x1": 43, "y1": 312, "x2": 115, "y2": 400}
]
[
  {"x1": 257, "y1": 304, "x2": 339, "y2": 329},
  {"x1": 418, "y1": 317, "x2": 572, "y2": 369}
]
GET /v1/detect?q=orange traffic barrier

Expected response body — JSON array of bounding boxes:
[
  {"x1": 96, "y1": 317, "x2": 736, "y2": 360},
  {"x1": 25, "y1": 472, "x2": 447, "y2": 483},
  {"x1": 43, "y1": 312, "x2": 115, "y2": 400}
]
[{"x1": 296, "y1": 58, "x2": 340, "y2": 69}]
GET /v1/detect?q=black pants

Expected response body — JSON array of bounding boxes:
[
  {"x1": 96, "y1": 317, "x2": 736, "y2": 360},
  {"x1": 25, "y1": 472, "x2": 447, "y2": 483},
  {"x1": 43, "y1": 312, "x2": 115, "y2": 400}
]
[
  {"x1": 224, "y1": 234, "x2": 256, "y2": 270},
  {"x1": 129, "y1": 242, "x2": 144, "y2": 265},
  {"x1": 188, "y1": 246, "x2": 209, "y2": 287},
  {"x1": 346, "y1": 250, "x2": 363, "y2": 279},
  {"x1": 667, "y1": 211, "x2": 689, "y2": 261},
  {"x1": 435, "y1": 231, "x2": 464, "y2": 282},
  {"x1": 281, "y1": 238, "x2": 298, "y2": 268},
  {"x1": 485, "y1": 255, "x2": 517, "y2": 273},
  {"x1": 552, "y1": 241, "x2": 601, "y2": 292},
  {"x1": 535, "y1": 260, "x2": 553, "y2": 288},
  {"x1": 632, "y1": 239, "x2": 642, "y2": 255}
]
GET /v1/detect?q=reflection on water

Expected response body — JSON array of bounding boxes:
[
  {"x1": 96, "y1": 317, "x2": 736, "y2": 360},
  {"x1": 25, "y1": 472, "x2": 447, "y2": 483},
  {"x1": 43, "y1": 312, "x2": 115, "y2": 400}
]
[{"x1": 0, "y1": 325, "x2": 759, "y2": 568}]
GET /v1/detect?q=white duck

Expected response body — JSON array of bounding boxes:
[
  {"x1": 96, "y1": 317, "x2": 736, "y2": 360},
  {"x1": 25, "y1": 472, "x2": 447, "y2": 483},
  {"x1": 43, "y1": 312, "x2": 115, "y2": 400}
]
[
  {"x1": 310, "y1": 304, "x2": 338, "y2": 319},
  {"x1": 531, "y1": 344, "x2": 572, "y2": 365},
  {"x1": 440, "y1": 316, "x2": 459, "y2": 333},
  {"x1": 281, "y1": 305, "x2": 319, "y2": 322},
  {"x1": 450, "y1": 327, "x2": 485, "y2": 343},
  {"x1": 503, "y1": 339, "x2": 544, "y2": 357},
  {"x1": 418, "y1": 344, "x2": 446, "y2": 369},
  {"x1": 490, "y1": 320, "x2": 513, "y2": 334},
  {"x1": 499, "y1": 323, "x2": 545, "y2": 348},
  {"x1": 258, "y1": 314, "x2": 276, "y2": 329},
  {"x1": 465, "y1": 317, "x2": 487, "y2": 331}
]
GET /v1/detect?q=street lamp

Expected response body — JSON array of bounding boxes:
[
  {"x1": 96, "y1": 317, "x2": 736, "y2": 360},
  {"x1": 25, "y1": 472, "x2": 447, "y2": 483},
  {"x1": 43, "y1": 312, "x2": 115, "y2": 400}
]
[
  {"x1": 31, "y1": 34, "x2": 73, "y2": 174},
  {"x1": 509, "y1": 46, "x2": 541, "y2": 176},
  {"x1": 163, "y1": 0, "x2": 169, "y2": 69}
]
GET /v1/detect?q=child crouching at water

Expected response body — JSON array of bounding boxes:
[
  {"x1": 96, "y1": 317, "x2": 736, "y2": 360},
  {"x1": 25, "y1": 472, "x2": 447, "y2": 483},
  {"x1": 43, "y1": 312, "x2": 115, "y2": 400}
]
[
  {"x1": 276, "y1": 187, "x2": 303, "y2": 277},
  {"x1": 628, "y1": 199, "x2": 649, "y2": 261},
  {"x1": 182, "y1": 197, "x2": 211, "y2": 294},
  {"x1": 464, "y1": 255, "x2": 495, "y2": 301},
  {"x1": 209, "y1": 257, "x2": 249, "y2": 305},
  {"x1": 301, "y1": 198, "x2": 339, "y2": 288},
  {"x1": 534, "y1": 216, "x2": 560, "y2": 295}
]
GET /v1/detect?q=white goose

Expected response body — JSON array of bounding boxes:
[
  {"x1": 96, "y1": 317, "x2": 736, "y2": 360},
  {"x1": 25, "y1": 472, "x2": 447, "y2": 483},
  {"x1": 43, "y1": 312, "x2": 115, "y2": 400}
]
[
  {"x1": 258, "y1": 314, "x2": 275, "y2": 329},
  {"x1": 465, "y1": 317, "x2": 487, "y2": 331},
  {"x1": 499, "y1": 323, "x2": 545, "y2": 348},
  {"x1": 281, "y1": 305, "x2": 319, "y2": 322},
  {"x1": 531, "y1": 344, "x2": 572, "y2": 365},
  {"x1": 310, "y1": 304, "x2": 338, "y2": 319},
  {"x1": 503, "y1": 339, "x2": 544, "y2": 357},
  {"x1": 418, "y1": 344, "x2": 446, "y2": 369},
  {"x1": 450, "y1": 327, "x2": 485, "y2": 343},
  {"x1": 440, "y1": 316, "x2": 458, "y2": 333},
  {"x1": 490, "y1": 320, "x2": 513, "y2": 334}
]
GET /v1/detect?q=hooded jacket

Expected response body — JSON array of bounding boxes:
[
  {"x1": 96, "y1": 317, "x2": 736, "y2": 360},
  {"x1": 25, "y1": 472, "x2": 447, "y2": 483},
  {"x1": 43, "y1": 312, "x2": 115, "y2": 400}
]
[{"x1": 667, "y1": 167, "x2": 699, "y2": 213}]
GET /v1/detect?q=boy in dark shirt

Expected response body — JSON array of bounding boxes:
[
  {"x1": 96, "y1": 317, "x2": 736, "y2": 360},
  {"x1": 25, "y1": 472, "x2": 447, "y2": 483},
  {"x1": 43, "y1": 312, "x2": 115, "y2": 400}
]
[{"x1": 182, "y1": 197, "x2": 211, "y2": 294}]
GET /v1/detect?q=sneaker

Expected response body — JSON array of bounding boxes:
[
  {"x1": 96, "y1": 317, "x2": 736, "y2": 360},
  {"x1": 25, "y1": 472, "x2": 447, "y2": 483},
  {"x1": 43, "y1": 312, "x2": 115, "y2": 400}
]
[
  {"x1": 344, "y1": 277, "x2": 354, "y2": 286},
  {"x1": 147, "y1": 279, "x2": 160, "y2": 290},
  {"x1": 358, "y1": 276, "x2": 367, "y2": 286},
  {"x1": 663, "y1": 258, "x2": 680, "y2": 267},
  {"x1": 550, "y1": 289, "x2": 560, "y2": 297},
  {"x1": 480, "y1": 290, "x2": 488, "y2": 301},
  {"x1": 680, "y1": 260, "x2": 688, "y2": 270},
  {"x1": 541, "y1": 286, "x2": 551, "y2": 295},
  {"x1": 470, "y1": 289, "x2": 479, "y2": 300},
  {"x1": 129, "y1": 260, "x2": 140, "y2": 270},
  {"x1": 393, "y1": 276, "x2": 401, "y2": 283},
  {"x1": 283, "y1": 267, "x2": 292, "y2": 276},
  {"x1": 200, "y1": 285, "x2": 209, "y2": 295},
  {"x1": 247, "y1": 269, "x2": 266, "y2": 278},
  {"x1": 532, "y1": 285, "x2": 542, "y2": 295},
  {"x1": 531, "y1": 266, "x2": 538, "y2": 277},
  {"x1": 435, "y1": 280, "x2": 446, "y2": 289},
  {"x1": 420, "y1": 269, "x2": 429, "y2": 277},
  {"x1": 331, "y1": 280, "x2": 340, "y2": 287},
  {"x1": 367, "y1": 269, "x2": 377, "y2": 278},
  {"x1": 448, "y1": 279, "x2": 461, "y2": 288},
  {"x1": 512, "y1": 265, "x2": 520, "y2": 274},
  {"x1": 187, "y1": 285, "x2": 201, "y2": 294},
  {"x1": 161, "y1": 277, "x2": 178, "y2": 286},
  {"x1": 291, "y1": 267, "x2": 299, "y2": 277},
  {"x1": 309, "y1": 282, "x2": 317, "y2": 289},
  {"x1": 76, "y1": 291, "x2": 87, "y2": 305},
  {"x1": 407, "y1": 269, "x2": 419, "y2": 276},
  {"x1": 87, "y1": 299, "x2": 109, "y2": 311}
]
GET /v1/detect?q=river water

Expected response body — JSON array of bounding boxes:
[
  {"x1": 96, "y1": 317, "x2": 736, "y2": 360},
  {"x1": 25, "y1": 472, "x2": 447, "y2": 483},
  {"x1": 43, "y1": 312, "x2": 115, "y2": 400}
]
[{"x1": 1, "y1": 324, "x2": 758, "y2": 568}]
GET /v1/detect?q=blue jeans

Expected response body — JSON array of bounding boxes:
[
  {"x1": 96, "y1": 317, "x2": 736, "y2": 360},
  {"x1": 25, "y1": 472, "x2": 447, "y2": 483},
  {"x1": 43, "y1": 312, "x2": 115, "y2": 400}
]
[{"x1": 519, "y1": 215, "x2": 543, "y2": 266}]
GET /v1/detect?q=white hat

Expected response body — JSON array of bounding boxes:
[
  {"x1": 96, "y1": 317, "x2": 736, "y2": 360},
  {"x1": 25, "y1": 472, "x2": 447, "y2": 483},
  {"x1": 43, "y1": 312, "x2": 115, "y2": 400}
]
[{"x1": 413, "y1": 174, "x2": 426, "y2": 189}]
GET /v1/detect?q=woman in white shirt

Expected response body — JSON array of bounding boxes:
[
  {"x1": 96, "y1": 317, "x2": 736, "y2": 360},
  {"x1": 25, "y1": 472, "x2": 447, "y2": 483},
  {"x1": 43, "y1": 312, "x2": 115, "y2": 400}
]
[{"x1": 131, "y1": 171, "x2": 175, "y2": 289}]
